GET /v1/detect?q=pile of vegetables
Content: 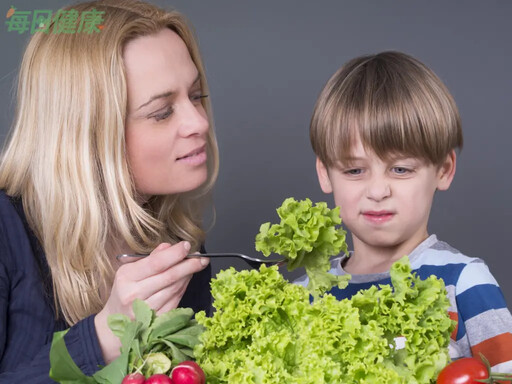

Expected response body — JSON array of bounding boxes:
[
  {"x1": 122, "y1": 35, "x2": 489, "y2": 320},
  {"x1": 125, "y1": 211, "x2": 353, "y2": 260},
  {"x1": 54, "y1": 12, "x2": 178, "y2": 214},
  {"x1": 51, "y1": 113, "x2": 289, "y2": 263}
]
[
  {"x1": 193, "y1": 197, "x2": 454, "y2": 383},
  {"x1": 194, "y1": 258, "x2": 454, "y2": 383},
  {"x1": 50, "y1": 197, "x2": 512, "y2": 383}
]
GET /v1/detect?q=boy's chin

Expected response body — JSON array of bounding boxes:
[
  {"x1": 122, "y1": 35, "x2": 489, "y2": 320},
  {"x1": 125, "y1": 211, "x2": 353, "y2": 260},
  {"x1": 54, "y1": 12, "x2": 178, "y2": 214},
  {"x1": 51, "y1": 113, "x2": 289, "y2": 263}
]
[{"x1": 354, "y1": 232, "x2": 406, "y2": 249}]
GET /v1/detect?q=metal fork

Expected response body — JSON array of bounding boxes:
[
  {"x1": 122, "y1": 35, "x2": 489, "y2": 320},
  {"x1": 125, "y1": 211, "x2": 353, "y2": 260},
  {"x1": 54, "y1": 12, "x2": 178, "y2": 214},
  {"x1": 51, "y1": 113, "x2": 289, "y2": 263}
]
[{"x1": 116, "y1": 252, "x2": 285, "y2": 269}]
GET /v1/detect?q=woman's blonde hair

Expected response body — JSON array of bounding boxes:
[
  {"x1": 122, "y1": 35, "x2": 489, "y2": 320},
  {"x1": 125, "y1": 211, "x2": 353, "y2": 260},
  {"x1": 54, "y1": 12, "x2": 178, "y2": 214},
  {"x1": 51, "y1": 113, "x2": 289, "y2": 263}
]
[
  {"x1": 0, "y1": 0, "x2": 219, "y2": 325},
  {"x1": 310, "y1": 51, "x2": 463, "y2": 168}
]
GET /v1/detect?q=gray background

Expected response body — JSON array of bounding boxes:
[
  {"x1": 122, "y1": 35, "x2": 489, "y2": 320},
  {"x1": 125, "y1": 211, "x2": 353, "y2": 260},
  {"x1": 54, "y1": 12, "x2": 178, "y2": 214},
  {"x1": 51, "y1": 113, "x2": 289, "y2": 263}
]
[{"x1": 1, "y1": 1, "x2": 511, "y2": 304}]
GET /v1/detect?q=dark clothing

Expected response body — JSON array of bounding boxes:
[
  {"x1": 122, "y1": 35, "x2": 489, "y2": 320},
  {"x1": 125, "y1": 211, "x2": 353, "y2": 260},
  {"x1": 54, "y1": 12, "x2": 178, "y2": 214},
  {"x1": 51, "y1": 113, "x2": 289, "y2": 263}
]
[{"x1": 0, "y1": 191, "x2": 212, "y2": 383}]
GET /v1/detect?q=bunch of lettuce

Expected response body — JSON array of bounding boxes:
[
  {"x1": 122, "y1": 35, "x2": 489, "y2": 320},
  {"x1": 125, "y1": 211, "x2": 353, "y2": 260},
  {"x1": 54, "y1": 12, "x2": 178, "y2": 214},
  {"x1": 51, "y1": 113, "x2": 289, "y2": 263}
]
[
  {"x1": 255, "y1": 197, "x2": 349, "y2": 298},
  {"x1": 195, "y1": 258, "x2": 454, "y2": 384}
]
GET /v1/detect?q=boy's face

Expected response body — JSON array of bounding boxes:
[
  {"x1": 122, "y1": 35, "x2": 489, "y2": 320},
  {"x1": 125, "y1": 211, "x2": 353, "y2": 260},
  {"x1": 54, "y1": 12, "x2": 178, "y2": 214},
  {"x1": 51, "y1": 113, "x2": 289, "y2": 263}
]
[{"x1": 316, "y1": 137, "x2": 456, "y2": 253}]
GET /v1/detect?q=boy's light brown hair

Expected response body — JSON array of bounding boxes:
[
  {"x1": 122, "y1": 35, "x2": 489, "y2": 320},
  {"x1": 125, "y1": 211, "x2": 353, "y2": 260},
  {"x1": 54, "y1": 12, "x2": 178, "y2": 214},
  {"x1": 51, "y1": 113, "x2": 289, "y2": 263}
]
[{"x1": 310, "y1": 51, "x2": 463, "y2": 168}]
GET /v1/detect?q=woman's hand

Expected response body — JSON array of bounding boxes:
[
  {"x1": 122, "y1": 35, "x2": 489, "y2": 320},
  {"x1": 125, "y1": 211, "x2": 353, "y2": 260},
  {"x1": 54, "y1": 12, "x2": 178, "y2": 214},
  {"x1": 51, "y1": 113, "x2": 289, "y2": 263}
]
[{"x1": 94, "y1": 241, "x2": 209, "y2": 363}]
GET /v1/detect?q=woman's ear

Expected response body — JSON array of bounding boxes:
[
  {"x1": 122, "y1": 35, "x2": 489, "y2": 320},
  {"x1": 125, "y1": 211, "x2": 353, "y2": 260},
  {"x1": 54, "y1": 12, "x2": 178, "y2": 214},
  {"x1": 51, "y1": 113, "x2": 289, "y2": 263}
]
[
  {"x1": 437, "y1": 150, "x2": 457, "y2": 191},
  {"x1": 316, "y1": 157, "x2": 333, "y2": 193}
]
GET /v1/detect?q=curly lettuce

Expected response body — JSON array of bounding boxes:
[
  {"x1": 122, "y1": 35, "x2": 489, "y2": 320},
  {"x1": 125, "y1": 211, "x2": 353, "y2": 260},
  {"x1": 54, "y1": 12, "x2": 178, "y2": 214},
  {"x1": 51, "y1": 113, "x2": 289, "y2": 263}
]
[
  {"x1": 195, "y1": 257, "x2": 454, "y2": 384},
  {"x1": 255, "y1": 197, "x2": 349, "y2": 298}
]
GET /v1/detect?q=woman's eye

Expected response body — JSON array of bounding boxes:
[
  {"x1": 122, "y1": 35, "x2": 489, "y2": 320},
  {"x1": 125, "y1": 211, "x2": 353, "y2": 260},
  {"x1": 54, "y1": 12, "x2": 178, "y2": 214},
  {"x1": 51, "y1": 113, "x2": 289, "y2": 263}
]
[
  {"x1": 191, "y1": 94, "x2": 209, "y2": 103},
  {"x1": 152, "y1": 107, "x2": 173, "y2": 122}
]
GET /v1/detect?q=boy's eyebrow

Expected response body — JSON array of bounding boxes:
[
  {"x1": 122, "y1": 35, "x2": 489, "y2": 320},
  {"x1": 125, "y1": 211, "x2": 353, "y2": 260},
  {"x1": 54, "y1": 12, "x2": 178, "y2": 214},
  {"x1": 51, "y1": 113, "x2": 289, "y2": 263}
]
[
  {"x1": 338, "y1": 156, "x2": 366, "y2": 163},
  {"x1": 387, "y1": 154, "x2": 420, "y2": 162},
  {"x1": 136, "y1": 74, "x2": 201, "y2": 111}
]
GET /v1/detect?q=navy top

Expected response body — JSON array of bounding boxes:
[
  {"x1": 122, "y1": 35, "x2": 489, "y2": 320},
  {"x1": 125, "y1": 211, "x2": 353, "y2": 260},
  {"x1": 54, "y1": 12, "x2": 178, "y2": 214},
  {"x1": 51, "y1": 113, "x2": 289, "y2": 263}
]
[{"x1": 0, "y1": 191, "x2": 212, "y2": 383}]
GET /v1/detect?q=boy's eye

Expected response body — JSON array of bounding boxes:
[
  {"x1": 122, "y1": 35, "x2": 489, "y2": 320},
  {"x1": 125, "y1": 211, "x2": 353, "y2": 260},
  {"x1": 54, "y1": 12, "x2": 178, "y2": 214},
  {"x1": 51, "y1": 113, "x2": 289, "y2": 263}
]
[
  {"x1": 392, "y1": 167, "x2": 410, "y2": 175},
  {"x1": 151, "y1": 107, "x2": 173, "y2": 122},
  {"x1": 344, "y1": 168, "x2": 363, "y2": 175}
]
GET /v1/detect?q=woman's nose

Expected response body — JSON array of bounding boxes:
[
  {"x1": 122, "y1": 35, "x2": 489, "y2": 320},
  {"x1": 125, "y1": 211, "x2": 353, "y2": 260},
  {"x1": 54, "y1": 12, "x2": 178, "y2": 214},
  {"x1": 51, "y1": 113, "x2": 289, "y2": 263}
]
[
  {"x1": 366, "y1": 176, "x2": 391, "y2": 201},
  {"x1": 177, "y1": 100, "x2": 209, "y2": 137}
]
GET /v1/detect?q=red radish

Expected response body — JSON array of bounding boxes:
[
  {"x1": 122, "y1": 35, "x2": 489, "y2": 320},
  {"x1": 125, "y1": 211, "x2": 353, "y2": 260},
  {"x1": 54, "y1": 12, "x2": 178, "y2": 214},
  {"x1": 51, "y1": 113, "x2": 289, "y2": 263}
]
[
  {"x1": 171, "y1": 361, "x2": 205, "y2": 384},
  {"x1": 122, "y1": 372, "x2": 146, "y2": 384},
  {"x1": 145, "y1": 374, "x2": 173, "y2": 384}
]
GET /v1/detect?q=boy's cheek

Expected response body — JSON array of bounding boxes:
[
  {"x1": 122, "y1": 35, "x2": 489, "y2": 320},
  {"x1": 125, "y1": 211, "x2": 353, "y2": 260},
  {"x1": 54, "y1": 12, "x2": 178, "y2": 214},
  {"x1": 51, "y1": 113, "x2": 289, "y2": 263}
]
[{"x1": 335, "y1": 200, "x2": 350, "y2": 221}]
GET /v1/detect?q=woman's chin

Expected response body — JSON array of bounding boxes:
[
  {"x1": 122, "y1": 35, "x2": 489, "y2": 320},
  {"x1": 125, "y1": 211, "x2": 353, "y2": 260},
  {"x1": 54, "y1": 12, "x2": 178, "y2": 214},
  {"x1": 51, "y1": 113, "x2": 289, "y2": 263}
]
[{"x1": 137, "y1": 175, "x2": 208, "y2": 197}]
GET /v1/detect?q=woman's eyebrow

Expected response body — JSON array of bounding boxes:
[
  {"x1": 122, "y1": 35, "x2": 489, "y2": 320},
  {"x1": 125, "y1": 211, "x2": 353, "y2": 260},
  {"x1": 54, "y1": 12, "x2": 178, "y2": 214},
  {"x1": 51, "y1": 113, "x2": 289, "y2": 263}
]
[
  {"x1": 136, "y1": 74, "x2": 201, "y2": 112},
  {"x1": 190, "y1": 74, "x2": 201, "y2": 87},
  {"x1": 136, "y1": 90, "x2": 174, "y2": 111}
]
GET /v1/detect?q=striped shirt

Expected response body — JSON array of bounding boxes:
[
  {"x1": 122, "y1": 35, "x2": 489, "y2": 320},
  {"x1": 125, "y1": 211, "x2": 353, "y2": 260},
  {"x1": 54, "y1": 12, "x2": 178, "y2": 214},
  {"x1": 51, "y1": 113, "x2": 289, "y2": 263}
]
[{"x1": 294, "y1": 235, "x2": 512, "y2": 372}]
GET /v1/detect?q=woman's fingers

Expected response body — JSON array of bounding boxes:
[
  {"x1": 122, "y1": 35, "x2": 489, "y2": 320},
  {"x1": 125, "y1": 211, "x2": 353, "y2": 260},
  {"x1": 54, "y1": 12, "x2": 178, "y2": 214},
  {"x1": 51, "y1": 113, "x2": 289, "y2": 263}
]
[
  {"x1": 124, "y1": 241, "x2": 190, "y2": 281},
  {"x1": 97, "y1": 242, "x2": 208, "y2": 364},
  {"x1": 135, "y1": 255, "x2": 207, "y2": 300},
  {"x1": 111, "y1": 241, "x2": 209, "y2": 306},
  {"x1": 104, "y1": 241, "x2": 209, "y2": 323},
  {"x1": 144, "y1": 275, "x2": 192, "y2": 314}
]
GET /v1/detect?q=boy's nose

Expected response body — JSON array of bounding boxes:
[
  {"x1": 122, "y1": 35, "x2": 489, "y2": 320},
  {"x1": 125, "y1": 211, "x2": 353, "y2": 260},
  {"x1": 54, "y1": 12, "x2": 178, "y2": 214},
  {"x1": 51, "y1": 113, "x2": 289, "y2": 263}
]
[
  {"x1": 366, "y1": 178, "x2": 391, "y2": 201},
  {"x1": 177, "y1": 100, "x2": 209, "y2": 137}
]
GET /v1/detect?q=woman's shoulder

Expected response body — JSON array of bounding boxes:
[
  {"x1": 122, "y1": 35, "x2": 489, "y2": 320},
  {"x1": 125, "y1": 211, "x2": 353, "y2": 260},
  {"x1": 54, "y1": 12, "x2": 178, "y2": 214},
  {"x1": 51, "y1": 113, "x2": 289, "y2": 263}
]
[
  {"x1": 0, "y1": 190, "x2": 34, "y2": 265},
  {"x1": 0, "y1": 190, "x2": 26, "y2": 233},
  {"x1": 0, "y1": 189, "x2": 14, "y2": 208}
]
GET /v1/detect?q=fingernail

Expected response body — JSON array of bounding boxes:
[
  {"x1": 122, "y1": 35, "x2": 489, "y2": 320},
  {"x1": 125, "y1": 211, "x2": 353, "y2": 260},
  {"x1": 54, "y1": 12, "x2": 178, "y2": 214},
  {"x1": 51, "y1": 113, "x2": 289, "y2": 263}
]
[
  {"x1": 200, "y1": 257, "x2": 210, "y2": 266},
  {"x1": 183, "y1": 241, "x2": 191, "y2": 251}
]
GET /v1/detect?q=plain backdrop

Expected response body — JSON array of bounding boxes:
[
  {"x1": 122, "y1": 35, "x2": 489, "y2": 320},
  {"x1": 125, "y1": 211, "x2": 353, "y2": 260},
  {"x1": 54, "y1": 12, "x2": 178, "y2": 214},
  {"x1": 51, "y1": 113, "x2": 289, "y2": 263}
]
[{"x1": 1, "y1": 1, "x2": 511, "y2": 304}]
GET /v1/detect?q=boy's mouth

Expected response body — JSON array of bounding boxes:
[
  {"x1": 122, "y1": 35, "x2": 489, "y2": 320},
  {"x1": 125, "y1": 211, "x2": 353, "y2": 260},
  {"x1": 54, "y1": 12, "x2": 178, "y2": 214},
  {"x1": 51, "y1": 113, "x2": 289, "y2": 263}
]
[{"x1": 362, "y1": 210, "x2": 395, "y2": 223}]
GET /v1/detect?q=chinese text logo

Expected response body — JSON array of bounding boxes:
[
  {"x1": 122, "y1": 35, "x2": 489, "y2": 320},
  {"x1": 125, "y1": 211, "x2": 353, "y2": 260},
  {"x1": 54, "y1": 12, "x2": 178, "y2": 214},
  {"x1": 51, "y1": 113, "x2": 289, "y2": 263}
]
[{"x1": 5, "y1": 5, "x2": 104, "y2": 34}]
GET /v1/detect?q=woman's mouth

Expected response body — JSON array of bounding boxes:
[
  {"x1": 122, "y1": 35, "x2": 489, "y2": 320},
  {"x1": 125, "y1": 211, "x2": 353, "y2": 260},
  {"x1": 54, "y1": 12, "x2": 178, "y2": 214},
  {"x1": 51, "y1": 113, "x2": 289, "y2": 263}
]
[
  {"x1": 362, "y1": 211, "x2": 395, "y2": 224},
  {"x1": 176, "y1": 145, "x2": 207, "y2": 165}
]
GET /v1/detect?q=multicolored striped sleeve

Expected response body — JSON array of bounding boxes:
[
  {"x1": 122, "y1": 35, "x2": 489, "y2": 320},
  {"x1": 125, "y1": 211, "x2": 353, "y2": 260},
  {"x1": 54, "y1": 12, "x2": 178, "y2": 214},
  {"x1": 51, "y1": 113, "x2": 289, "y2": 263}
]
[{"x1": 455, "y1": 260, "x2": 512, "y2": 372}]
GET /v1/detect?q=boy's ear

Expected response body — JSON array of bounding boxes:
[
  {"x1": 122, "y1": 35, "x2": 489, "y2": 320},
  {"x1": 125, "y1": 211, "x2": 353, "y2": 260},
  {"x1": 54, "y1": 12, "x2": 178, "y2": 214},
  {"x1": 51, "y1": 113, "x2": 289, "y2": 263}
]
[
  {"x1": 316, "y1": 157, "x2": 333, "y2": 193},
  {"x1": 436, "y1": 150, "x2": 457, "y2": 191}
]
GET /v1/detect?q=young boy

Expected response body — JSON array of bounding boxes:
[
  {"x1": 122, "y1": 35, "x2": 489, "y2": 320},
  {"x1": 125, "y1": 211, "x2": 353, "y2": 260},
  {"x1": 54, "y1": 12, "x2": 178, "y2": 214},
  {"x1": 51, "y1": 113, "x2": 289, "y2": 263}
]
[{"x1": 295, "y1": 51, "x2": 512, "y2": 371}]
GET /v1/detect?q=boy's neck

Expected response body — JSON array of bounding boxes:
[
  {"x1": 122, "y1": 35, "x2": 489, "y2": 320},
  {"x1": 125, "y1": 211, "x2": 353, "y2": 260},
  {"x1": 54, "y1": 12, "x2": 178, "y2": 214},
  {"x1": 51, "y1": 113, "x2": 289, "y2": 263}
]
[{"x1": 344, "y1": 232, "x2": 429, "y2": 275}]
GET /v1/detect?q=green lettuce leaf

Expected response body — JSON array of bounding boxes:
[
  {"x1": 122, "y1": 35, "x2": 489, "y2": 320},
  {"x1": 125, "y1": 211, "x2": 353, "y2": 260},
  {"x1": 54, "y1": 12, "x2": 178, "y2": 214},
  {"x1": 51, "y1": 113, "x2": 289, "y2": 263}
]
[
  {"x1": 49, "y1": 329, "x2": 96, "y2": 384},
  {"x1": 255, "y1": 197, "x2": 349, "y2": 298}
]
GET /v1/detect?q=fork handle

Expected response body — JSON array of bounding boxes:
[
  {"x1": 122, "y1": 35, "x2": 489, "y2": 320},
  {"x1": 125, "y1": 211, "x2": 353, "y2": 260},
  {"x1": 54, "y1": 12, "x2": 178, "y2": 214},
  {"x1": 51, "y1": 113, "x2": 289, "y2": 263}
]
[
  {"x1": 116, "y1": 253, "x2": 225, "y2": 263},
  {"x1": 116, "y1": 253, "x2": 230, "y2": 259}
]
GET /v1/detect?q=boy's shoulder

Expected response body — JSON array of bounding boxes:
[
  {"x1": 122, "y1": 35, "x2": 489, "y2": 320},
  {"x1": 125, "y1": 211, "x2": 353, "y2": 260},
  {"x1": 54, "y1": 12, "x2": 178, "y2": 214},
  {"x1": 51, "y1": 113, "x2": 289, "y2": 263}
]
[
  {"x1": 411, "y1": 235, "x2": 482, "y2": 268},
  {"x1": 413, "y1": 235, "x2": 498, "y2": 290}
]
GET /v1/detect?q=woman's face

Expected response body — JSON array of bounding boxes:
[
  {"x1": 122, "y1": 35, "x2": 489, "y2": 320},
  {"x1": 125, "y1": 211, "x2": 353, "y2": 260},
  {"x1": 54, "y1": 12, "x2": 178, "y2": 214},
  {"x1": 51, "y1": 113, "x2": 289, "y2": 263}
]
[{"x1": 124, "y1": 28, "x2": 209, "y2": 199}]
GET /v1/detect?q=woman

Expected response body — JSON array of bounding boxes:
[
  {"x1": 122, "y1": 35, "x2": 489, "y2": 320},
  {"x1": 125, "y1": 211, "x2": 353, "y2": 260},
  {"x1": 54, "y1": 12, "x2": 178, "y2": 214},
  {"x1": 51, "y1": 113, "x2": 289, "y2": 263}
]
[{"x1": 0, "y1": 0, "x2": 219, "y2": 381}]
